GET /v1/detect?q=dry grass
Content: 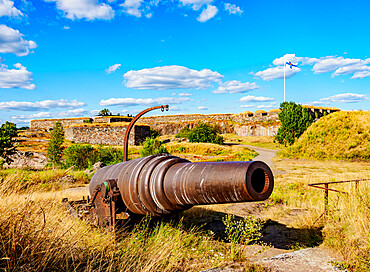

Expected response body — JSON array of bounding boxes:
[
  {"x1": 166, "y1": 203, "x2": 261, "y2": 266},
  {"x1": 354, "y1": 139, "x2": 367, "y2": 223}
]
[
  {"x1": 164, "y1": 142, "x2": 257, "y2": 162},
  {"x1": 223, "y1": 134, "x2": 283, "y2": 150},
  {"x1": 268, "y1": 158, "x2": 370, "y2": 270},
  {"x1": 0, "y1": 171, "x2": 266, "y2": 272},
  {"x1": 280, "y1": 111, "x2": 370, "y2": 161}
]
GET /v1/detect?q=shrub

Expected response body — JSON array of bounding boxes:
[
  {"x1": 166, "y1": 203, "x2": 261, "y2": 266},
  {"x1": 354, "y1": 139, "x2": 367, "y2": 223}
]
[
  {"x1": 95, "y1": 146, "x2": 123, "y2": 165},
  {"x1": 64, "y1": 144, "x2": 96, "y2": 170},
  {"x1": 0, "y1": 121, "x2": 18, "y2": 164},
  {"x1": 47, "y1": 122, "x2": 64, "y2": 167},
  {"x1": 140, "y1": 138, "x2": 169, "y2": 157},
  {"x1": 187, "y1": 123, "x2": 224, "y2": 145},
  {"x1": 175, "y1": 127, "x2": 191, "y2": 138},
  {"x1": 150, "y1": 128, "x2": 161, "y2": 138},
  {"x1": 275, "y1": 101, "x2": 313, "y2": 146}
]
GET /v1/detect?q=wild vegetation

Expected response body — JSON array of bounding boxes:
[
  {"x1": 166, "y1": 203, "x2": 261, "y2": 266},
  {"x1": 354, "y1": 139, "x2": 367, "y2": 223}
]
[
  {"x1": 0, "y1": 121, "x2": 18, "y2": 164},
  {"x1": 176, "y1": 123, "x2": 224, "y2": 145},
  {"x1": 280, "y1": 111, "x2": 370, "y2": 161}
]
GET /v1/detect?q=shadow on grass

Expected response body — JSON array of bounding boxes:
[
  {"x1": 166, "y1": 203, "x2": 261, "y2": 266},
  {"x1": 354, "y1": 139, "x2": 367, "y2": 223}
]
[{"x1": 117, "y1": 206, "x2": 323, "y2": 250}]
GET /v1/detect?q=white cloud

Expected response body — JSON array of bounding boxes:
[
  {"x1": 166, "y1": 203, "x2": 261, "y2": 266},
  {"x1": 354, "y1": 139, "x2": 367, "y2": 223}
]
[
  {"x1": 105, "y1": 63, "x2": 121, "y2": 74},
  {"x1": 63, "y1": 26, "x2": 70, "y2": 30},
  {"x1": 0, "y1": 62, "x2": 35, "y2": 90},
  {"x1": 123, "y1": 65, "x2": 223, "y2": 90},
  {"x1": 0, "y1": 0, "x2": 23, "y2": 17},
  {"x1": 198, "y1": 106, "x2": 207, "y2": 110},
  {"x1": 272, "y1": 54, "x2": 318, "y2": 66},
  {"x1": 224, "y1": 3, "x2": 242, "y2": 15},
  {"x1": 121, "y1": 0, "x2": 143, "y2": 17},
  {"x1": 239, "y1": 95, "x2": 275, "y2": 103},
  {"x1": 352, "y1": 71, "x2": 370, "y2": 79},
  {"x1": 99, "y1": 97, "x2": 190, "y2": 107},
  {"x1": 214, "y1": 80, "x2": 258, "y2": 94},
  {"x1": 58, "y1": 108, "x2": 88, "y2": 117},
  {"x1": 0, "y1": 25, "x2": 37, "y2": 56},
  {"x1": 240, "y1": 104, "x2": 254, "y2": 108},
  {"x1": 179, "y1": 0, "x2": 213, "y2": 11},
  {"x1": 320, "y1": 93, "x2": 369, "y2": 103},
  {"x1": 254, "y1": 65, "x2": 300, "y2": 81},
  {"x1": 197, "y1": 4, "x2": 217, "y2": 22},
  {"x1": 256, "y1": 102, "x2": 276, "y2": 109},
  {"x1": 0, "y1": 99, "x2": 86, "y2": 111},
  {"x1": 45, "y1": 0, "x2": 114, "y2": 20},
  {"x1": 312, "y1": 56, "x2": 363, "y2": 74},
  {"x1": 178, "y1": 92, "x2": 192, "y2": 96}
]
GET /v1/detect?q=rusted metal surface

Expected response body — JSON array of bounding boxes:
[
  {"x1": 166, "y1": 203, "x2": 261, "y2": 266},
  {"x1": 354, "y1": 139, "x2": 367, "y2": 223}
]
[
  {"x1": 308, "y1": 178, "x2": 370, "y2": 215},
  {"x1": 89, "y1": 154, "x2": 274, "y2": 217},
  {"x1": 123, "y1": 105, "x2": 169, "y2": 161}
]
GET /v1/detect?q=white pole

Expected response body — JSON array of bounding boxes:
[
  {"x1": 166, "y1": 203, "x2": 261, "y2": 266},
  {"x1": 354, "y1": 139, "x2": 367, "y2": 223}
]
[{"x1": 283, "y1": 58, "x2": 286, "y2": 102}]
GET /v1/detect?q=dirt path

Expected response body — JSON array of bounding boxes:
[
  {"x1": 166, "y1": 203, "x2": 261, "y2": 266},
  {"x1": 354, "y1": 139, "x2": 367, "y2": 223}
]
[{"x1": 242, "y1": 145, "x2": 286, "y2": 175}]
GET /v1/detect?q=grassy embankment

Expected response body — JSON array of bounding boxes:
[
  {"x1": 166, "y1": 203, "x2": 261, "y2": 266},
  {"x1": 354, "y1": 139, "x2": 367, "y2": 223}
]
[{"x1": 269, "y1": 111, "x2": 370, "y2": 270}]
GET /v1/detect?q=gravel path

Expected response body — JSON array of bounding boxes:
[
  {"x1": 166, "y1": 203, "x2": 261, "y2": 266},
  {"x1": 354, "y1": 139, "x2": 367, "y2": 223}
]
[{"x1": 242, "y1": 145, "x2": 286, "y2": 175}]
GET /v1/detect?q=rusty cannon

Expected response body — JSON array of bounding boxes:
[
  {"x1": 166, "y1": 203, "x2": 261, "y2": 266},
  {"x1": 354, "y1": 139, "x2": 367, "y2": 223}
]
[
  {"x1": 62, "y1": 105, "x2": 274, "y2": 230},
  {"x1": 69, "y1": 154, "x2": 274, "y2": 229}
]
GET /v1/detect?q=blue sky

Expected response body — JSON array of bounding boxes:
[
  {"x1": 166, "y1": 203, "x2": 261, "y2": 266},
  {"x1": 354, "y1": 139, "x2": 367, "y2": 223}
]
[{"x1": 0, "y1": 0, "x2": 369, "y2": 126}]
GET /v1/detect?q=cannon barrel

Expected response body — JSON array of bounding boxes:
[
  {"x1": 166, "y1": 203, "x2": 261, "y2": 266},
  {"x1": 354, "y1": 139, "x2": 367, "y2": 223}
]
[{"x1": 89, "y1": 154, "x2": 274, "y2": 217}]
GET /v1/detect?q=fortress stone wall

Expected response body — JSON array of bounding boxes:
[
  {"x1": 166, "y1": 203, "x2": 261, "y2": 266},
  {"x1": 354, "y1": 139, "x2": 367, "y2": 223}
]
[
  {"x1": 30, "y1": 118, "x2": 92, "y2": 131},
  {"x1": 64, "y1": 125, "x2": 150, "y2": 146}
]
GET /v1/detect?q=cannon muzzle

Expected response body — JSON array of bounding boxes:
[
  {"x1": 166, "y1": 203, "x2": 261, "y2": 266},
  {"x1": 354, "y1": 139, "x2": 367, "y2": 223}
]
[{"x1": 89, "y1": 154, "x2": 273, "y2": 220}]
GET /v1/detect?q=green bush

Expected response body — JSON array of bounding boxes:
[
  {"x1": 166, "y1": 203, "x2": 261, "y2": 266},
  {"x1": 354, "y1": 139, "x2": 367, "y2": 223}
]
[
  {"x1": 95, "y1": 146, "x2": 123, "y2": 165},
  {"x1": 64, "y1": 144, "x2": 96, "y2": 170},
  {"x1": 150, "y1": 128, "x2": 161, "y2": 139},
  {"x1": 275, "y1": 101, "x2": 313, "y2": 146},
  {"x1": 140, "y1": 138, "x2": 169, "y2": 157},
  {"x1": 187, "y1": 123, "x2": 224, "y2": 145},
  {"x1": 175, "y1": 127, "x2": 191, "y2": 138}
]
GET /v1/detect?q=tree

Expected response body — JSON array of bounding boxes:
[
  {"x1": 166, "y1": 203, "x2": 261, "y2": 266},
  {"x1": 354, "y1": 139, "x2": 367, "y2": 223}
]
[
  {"x1": 47, "y1": 122, "x2": 64, "y2": 167},
  {"x1": 98, "y1": 108, "x2": 112, "y2": 116},
  {"x1": 187, "y1": 123, "x2": 224, "y2": 145},
  {"x1": 0, "y1": 122, "x2": 18, "y2": 164},
  {"x1": 275, "y1": 101, "x2": 313, "y2": 145}
]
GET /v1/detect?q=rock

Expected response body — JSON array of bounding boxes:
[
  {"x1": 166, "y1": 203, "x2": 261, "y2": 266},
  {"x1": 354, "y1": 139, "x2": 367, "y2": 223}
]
[{"x1": 92, "y1": 162, "x2": 105, "y2": 171}]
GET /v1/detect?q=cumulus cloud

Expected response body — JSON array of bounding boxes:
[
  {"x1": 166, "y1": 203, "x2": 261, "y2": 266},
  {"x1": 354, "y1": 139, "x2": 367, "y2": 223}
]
[
  {"x1": 123, "y1": 65, "x2": 223, "y2": 90},
  {"x1": 105, "y1": 63, "x2": 121, "y2": 74},
  {"x1": 352, "y1": 71, "x2": 370, "y2": 79},
  {"x1": 179, "y1": 0, "x2": 213, "y2": 11},
  {"x1": 239, "y1": 95, "x2": 275, "y2": 103},
  {"x1": 197, "y1": 106, "x2": 207, "y2": 110},
  {"x1": 272, "y1": 54, "x2": 318, "y2": 66},
  {"x1": 99, "y1": 97, "x2": 190, "y2": 107},
  {"x1": 0, "y1": 99, "x2": 86, "y2": 111},
  {"x1": 240, "y1": 104, "x2": 254, "y2": 108},
  {"x1": 214, "y1": 80, "x2": 258, "y2": 94},
  {"x1": 319, "y1": 93, "x2": 369, "y2": 103},
  {"x1": 0, "y1": 0, "x2": 23, "y2": 17},
  {"x1": 0, "y1": 25, "x2": 37, "y2": 56},
  {"x1": 0, "y1": 62, "x2": 35, "y2": 90},
  {"x1": 254, "y1": 65, "x2": 300, "y2": 81},
  {"x1": 259, "y1": 54, "x2": 370, "y2": 81},
  {"x1": 224, "y1": 3, "x2": 242, "y2": 15},
  {"x1": 45, "y1": 0, "x2": 115, "y2": 20},
  {"x1": 312, "y1": 56, "x2": 363, "y2": 74},
  {"x1": 197, "y1": 4, "x2": 217, "y2": 22},
  {"x1": 121, "y1": 0, "x2": 143, "y2": 17}
]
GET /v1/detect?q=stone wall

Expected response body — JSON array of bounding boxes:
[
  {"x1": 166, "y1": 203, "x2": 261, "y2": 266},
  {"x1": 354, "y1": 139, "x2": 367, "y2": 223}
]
[
  {"x1": 30, "y1": 118, "x2": 92, "y2": 131},
  {"x1": 64, "y1": 125, "x2": 150, "y2": 146},
  {"x1": 93, "y1": 116, "x2": 133, "y2": 123},
  {"x1": 233, "y1": 123, "x2": 279, "y2": 137}
]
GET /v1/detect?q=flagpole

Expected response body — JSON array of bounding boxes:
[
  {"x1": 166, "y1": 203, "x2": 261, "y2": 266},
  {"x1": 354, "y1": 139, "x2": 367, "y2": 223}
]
[{"x1": 283, "y1": 58, "x2": 286, "y2": 102}]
